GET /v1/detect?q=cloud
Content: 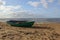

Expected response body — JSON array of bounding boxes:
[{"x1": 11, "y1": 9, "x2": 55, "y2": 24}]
[
  {"x1": 27, "y1": 0, "x2": 48, "y2": 8},
  {"x1": 0, "y1": 0, "x2": 36, "y2": 18},
  {"x1": 40, "y1": 0, "x2": 54, "y2": 8},
  {"x1": 27, "y1": 0, "x2": 55, "y2": 8},
  {"x1": 0, "y1": 5, "x2": 21, "y2": 11},
  {"x1": 0, "y1": 0, "x2": 6, "y2": 5},
  {"x1": 48, "y1": 0, "x2": 54, "y2": 3},
  {"x1": 12, "y1": 11, "x2": 35, "y2": 18},
  {"x1": 0, "y1": 5, "x2": 22, "y2": 18},
  {"x1": 27, "y1": 1, "x2": 40, "y2": 7},
  {"x1": 40, "y1": 0, "x2": 48, "y2": 8},
  {"x1": 0, "y1": 0, "x2": 22, "y2": 18}
]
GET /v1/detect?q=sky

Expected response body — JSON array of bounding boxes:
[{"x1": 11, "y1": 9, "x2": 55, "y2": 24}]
[{"x1": 0, "y1": 0, "x2": 60, "y2": 18}]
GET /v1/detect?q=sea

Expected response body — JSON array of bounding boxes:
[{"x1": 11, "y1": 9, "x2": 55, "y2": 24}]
[{"x1": 0, "y1": 18, "x2": 60, "y2": 23}]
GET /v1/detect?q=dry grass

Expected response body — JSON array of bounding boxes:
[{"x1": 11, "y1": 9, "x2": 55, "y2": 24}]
[{"x1": 0, "y1": 22, "x2": 60, "y2": 40}]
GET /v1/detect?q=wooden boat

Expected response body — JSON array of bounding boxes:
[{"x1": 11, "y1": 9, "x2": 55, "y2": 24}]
[{"x1": 7, "y1": 20, "x2": 35, "y2": 27}]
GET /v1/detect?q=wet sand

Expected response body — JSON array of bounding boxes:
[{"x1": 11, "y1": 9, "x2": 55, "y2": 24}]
[{"x1": 0, "y1": 22, "x2": 60, "y2": 40}]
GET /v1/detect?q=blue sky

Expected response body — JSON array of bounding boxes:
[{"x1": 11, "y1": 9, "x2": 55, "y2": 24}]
[{"x1": 0, "y1": 0, "x2": 60, "y2": 18}]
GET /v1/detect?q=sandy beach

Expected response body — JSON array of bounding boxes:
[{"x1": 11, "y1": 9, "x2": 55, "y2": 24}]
[{"x1": 0, "y1": 22, "x2": 60, "y2": 40}]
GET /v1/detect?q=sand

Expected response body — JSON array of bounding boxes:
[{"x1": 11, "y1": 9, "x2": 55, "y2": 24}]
[{"x1": 0, "y1": 22, "x2": 60, "y2": 40}]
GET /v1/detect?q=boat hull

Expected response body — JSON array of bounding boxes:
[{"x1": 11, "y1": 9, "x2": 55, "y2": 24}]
[{"x1": 7, "y1": 21, "x2": 34, "y2": 27}]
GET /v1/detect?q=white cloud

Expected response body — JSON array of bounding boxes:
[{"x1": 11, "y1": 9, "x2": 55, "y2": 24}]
[
  {"x1": 0, "y1": 5, "x2": 21, "y2": 11},
  {"x1": 0, "y1": 0, "x2": 59, "y2": 18},
  {"x1": 0, "y1": 0, "x2": 22, "y2": 18},
  {"x1": 40, "y1": 0, "x2": 48, "y2": 8},
  {"x1": 0, "y1": 0, "x2": 34, "y2": 18},
  {"x1": 0, "y1": 5, "x2": 22, "y2": 18},
  {"x1": 27, "y1": 0, "x2": 55, "y2": 8},
  {"x1": 0, "y1": 0, "x2": 6, "y2": 5},
  {"x1": 48, "y1": 0, "x2": 54, "y2": 3},
  {"x1": 27, "y1": 1, "x2": 40, "y2": 7},
  {"x1": 0, "y1": 0, "x2": 47, "y2": 18},
  {"x1": 27, "y1": 0, "x2": 48, "y2": 8},
  {"x1": 11, "y1": 11, "x2": 34, "y2": 18}
]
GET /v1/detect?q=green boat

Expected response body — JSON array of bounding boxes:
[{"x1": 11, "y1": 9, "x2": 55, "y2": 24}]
[{"x1": 7, "y1": 20, "x2": 35, "y2": 27}]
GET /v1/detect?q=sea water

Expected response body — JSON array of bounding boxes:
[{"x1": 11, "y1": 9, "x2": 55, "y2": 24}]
[{"x1": 0, "y1": 18, "x2": 60, "y2": 23}]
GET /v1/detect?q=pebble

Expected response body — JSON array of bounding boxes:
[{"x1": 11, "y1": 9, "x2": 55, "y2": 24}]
[{"x1": 0, "y1": 23, "x2": 60, "y2": 40}]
